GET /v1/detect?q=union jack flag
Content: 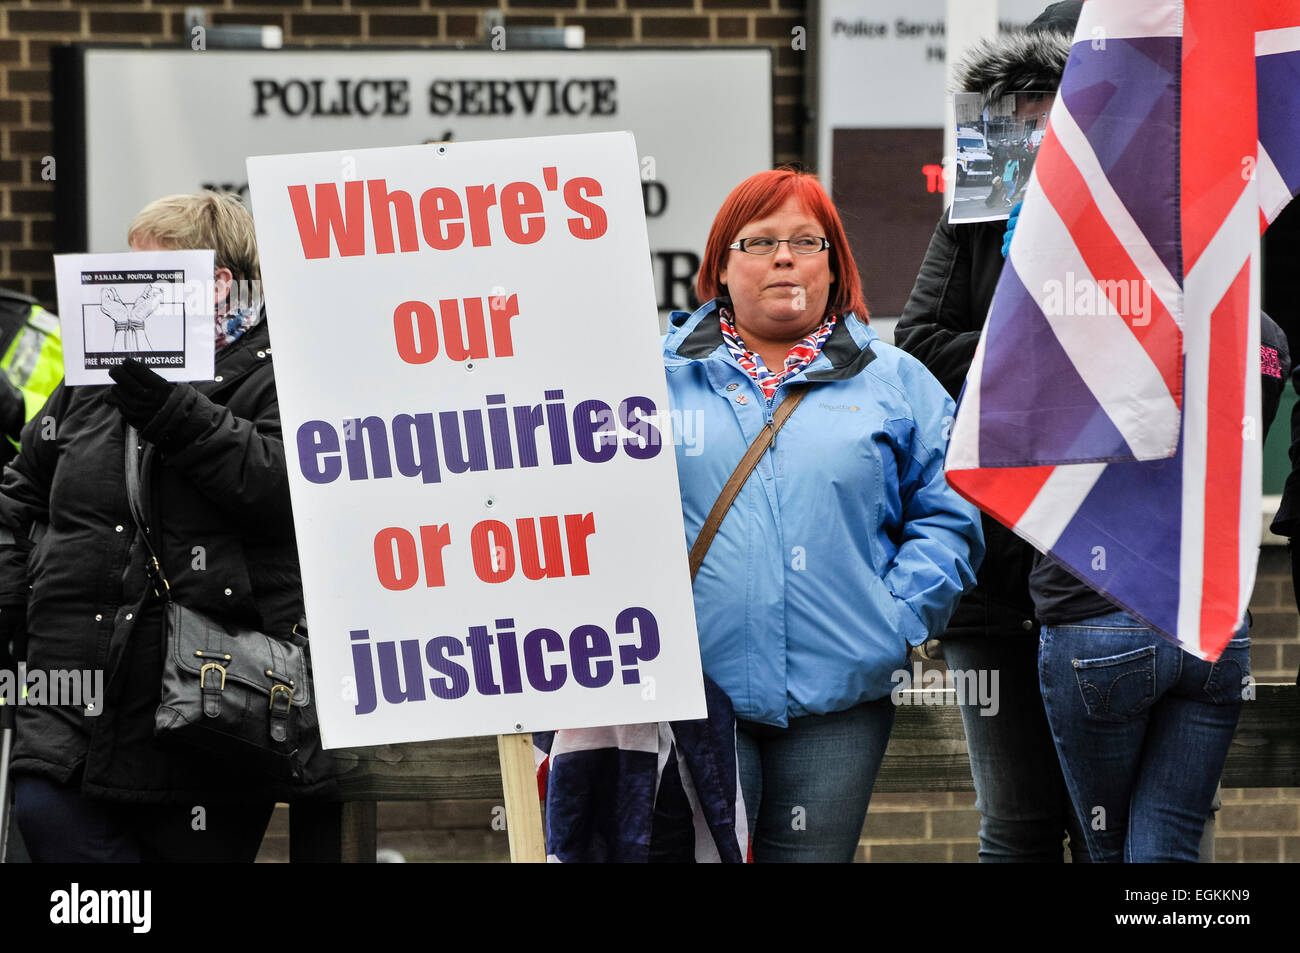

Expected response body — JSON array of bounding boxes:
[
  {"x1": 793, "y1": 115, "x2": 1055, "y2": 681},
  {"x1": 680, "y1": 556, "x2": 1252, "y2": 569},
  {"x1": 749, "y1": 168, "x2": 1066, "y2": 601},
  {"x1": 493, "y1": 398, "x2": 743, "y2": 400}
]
[
  {"x1": 533, "y1": 676, "x2": 748, "y2": 862},
  {"x1": 946, "y1": 0, "x2": 1300, "y2": 660}
]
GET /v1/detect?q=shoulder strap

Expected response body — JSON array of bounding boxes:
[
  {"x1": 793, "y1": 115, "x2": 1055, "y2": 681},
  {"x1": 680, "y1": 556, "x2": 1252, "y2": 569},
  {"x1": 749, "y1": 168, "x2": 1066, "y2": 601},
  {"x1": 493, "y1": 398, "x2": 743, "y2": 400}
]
[
  {"x1": 688, "y1": 387, "x2": 808, "y2": 582},
  {"x1": 123, "y1": 423, "x2": 170, "y2": 599},
  {"x1": 123, "y1": 425, "x2": 148, "y2": 530}
]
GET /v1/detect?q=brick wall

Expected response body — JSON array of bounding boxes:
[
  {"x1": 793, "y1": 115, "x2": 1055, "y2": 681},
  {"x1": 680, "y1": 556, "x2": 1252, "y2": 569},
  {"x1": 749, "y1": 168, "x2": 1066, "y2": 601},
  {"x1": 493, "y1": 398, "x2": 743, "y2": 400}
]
[
  {"x1": 0, "y1": 0, "x2": 808, "y2": 308},
  {"x1": 1212, "y1": 544, "x2": 1300, "y2": 864}
]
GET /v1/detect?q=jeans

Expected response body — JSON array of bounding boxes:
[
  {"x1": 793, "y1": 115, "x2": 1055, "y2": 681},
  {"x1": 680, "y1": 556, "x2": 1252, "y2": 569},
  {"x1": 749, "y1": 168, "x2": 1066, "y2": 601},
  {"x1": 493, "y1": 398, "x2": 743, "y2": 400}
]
[
  {"x1": 1039, "y1": 611, "x2": 1248, "y2": 863},
  {"x1": 14, "y1": 775, "x2": 274, "y2": 863},
  {"x1": 943, "y1": 632, "x2": 1089, "y2": 862},
  {"x1": 736, "y1": 697, "x2": 895, "y2": 863}
]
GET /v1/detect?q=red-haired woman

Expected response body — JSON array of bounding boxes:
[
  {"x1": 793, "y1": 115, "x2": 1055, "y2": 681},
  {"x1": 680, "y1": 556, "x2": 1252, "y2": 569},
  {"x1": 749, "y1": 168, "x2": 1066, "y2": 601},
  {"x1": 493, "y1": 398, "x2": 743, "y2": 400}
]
[{"x1": 662, "y1": 169, "x2": 984, "y2": 861}]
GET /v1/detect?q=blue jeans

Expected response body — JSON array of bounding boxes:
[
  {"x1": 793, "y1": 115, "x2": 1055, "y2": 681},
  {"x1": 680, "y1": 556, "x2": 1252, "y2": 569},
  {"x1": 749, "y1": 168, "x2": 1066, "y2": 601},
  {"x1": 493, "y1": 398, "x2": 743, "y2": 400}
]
[
  {"x1": 736, "y1": 697, "x2": 894, "y2": 863},
  {"x1": 14, "y1": 775, "x2": 274, "y2": 863},
  {"x1": 943, "y1": 633, "x2": 1089, "y2": 862},
  {"x1": 1039, "y1": 611, "x2": 1248, "y2": 863}
]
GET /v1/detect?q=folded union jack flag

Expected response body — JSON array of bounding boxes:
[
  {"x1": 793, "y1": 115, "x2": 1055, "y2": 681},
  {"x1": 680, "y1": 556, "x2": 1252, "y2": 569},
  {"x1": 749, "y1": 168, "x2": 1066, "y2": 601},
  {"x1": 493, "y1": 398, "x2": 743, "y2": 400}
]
[
  {"x1": 946, "y1": 0, "x2": 1300, "y2": 660},
  {"x1": 533, "y1": 676, "x2": 748, "y2": 862}
]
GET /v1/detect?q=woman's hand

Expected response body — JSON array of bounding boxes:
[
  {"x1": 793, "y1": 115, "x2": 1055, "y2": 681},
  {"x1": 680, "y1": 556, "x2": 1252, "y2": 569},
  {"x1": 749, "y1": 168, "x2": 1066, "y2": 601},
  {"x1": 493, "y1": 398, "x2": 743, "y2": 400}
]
[{"x1": 106, "y1": 358, "x2": 176, "y2": 429}]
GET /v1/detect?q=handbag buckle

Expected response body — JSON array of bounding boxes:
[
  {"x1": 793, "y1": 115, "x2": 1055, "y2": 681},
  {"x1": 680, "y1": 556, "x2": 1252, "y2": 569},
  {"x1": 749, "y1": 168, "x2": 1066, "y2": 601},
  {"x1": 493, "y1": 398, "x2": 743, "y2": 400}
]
[
  {"x1": 199, "y1": 662, "x2": 227, "y2": 691},
  {"x1": 269, "y1": 684, "x2": 293, "y2": 711}
]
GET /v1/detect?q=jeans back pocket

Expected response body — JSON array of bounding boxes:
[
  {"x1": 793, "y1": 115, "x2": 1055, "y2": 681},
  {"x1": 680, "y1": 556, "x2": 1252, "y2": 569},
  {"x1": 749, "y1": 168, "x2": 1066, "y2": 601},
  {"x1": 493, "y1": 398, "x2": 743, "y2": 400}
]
[
  {"x1": 1072, "y1": 645, "x2": 1157, "y2": 722},
  {"x1": 1202, "y1": 635, "x2": 1251, "y2": 705}
]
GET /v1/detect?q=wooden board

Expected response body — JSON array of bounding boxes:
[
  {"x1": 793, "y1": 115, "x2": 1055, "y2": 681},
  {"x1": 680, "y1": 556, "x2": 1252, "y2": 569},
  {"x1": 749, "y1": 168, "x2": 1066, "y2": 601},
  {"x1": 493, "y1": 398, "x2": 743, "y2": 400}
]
[{"x1": 319, "y1": 683, "x2": 1299, "y2": 801}]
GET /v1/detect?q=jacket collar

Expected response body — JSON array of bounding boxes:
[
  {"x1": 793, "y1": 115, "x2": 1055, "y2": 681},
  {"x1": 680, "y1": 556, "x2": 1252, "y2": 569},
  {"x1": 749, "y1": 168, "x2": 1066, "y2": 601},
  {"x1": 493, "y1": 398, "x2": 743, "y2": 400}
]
[
  {"x1": 196, "y1": 314, "x2": 272, "y2": 396},
  {"x1": 665, "y1": 298, "x2": 878, "y2": 381},
  {"x1": 805, "y1": 314, "x2": 879, "y2": 382},
  {"x1": 671, "y1": 299, "x2": 727, "y2": 360}
]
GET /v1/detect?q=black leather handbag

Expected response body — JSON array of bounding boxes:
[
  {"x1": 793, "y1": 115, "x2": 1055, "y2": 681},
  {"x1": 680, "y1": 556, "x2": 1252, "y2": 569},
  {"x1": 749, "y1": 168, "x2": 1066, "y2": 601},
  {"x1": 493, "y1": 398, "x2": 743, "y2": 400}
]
[{"x1": 124, "y1": 425, "x2": 331, "y2": 785}]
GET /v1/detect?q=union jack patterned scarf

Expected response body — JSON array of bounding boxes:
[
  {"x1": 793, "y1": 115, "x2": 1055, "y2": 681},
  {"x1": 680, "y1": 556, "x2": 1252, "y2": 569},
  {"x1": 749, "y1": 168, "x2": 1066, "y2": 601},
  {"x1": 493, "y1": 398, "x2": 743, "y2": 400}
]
[
  {"x1": 215, "y1": 303, "x2": 262, "y2": 352},
  {"x1": 719, "y1": 306, "x2": 836, "y2": 401}
]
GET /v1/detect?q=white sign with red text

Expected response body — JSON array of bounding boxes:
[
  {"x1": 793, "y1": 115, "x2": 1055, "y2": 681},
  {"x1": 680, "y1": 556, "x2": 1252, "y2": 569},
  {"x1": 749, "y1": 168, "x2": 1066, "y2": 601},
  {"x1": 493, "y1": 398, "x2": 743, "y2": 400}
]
[{"x1": 247, "y1": 132, "x2": 705, "y2": 747}]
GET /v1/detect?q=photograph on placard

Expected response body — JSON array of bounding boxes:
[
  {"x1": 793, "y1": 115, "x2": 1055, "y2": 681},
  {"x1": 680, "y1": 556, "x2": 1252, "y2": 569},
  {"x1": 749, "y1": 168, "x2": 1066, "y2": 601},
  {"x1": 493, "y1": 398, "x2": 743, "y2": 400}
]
[{"x1": 947, "y1": 90, "x2": 1053, "y2": 224}]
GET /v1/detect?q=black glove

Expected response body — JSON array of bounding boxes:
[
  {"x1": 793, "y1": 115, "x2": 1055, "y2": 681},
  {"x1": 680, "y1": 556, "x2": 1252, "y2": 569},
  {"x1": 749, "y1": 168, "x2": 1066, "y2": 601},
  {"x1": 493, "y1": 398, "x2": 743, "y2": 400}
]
[{"x1": 106, "y1": 358, "x2": 175, "y2": 430}]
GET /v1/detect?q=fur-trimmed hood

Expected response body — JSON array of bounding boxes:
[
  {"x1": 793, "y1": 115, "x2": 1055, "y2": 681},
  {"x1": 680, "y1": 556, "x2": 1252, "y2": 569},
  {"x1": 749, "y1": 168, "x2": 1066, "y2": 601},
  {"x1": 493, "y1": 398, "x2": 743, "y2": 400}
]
[{"x1": 952, "y1": 29, "x2": 1073, "y2": 103}]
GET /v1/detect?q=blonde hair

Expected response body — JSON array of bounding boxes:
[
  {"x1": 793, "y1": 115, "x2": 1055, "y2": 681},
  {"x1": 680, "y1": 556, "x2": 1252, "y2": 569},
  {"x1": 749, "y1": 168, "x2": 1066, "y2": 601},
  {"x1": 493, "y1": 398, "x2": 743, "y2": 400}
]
[{"x1": 127, "y1": 191, "x2": 260, "y2": 282}]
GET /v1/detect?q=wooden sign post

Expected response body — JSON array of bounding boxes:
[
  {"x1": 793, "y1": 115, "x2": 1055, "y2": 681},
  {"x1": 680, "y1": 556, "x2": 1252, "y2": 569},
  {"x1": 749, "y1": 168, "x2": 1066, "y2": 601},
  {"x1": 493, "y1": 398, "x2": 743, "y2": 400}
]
[{"x1": 497, "y1": 733, "x2": 546, "y2": 862}]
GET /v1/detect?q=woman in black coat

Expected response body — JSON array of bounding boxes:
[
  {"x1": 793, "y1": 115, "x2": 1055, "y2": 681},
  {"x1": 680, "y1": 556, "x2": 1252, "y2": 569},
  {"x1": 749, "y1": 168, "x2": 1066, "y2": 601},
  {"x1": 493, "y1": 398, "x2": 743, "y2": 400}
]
[{"x1": 2, "y1": 192, "x2": 332, "y2": 862}]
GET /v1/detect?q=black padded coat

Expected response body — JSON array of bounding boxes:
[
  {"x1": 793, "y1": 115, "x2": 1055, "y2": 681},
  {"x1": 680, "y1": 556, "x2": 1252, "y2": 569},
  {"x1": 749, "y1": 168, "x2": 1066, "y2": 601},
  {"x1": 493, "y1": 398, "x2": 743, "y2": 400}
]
[
  {"x1": 0, "y1": 321, "x2": 334, "y2": 803},
  {"x1": 894, "y1": 218, "x2": 1039, "y2": 637}
]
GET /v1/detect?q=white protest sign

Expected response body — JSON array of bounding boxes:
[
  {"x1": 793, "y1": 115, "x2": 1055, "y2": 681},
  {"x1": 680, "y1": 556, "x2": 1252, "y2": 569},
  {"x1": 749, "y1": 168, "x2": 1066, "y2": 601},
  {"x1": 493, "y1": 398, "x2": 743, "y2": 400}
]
[
  {"x1": 52, "y1": 251, "x2": 215, "y2": 386},
  {"x1": 247, "y1": 131, "x2": 706, "y2": 748}
]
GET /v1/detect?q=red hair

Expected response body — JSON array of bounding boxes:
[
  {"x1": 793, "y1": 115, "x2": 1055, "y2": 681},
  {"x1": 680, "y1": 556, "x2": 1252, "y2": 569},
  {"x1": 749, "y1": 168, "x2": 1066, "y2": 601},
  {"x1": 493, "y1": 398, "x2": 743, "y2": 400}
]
[{"x1": 696, "y1": 167, "x2": 868, "y2": 321}]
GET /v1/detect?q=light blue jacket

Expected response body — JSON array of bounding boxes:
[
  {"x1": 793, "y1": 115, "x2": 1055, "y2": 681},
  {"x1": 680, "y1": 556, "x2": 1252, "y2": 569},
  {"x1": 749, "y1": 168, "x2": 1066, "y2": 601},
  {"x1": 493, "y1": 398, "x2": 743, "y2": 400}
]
[{"x1": 664, "y1": 300, "x2": 984, "y2": 726}]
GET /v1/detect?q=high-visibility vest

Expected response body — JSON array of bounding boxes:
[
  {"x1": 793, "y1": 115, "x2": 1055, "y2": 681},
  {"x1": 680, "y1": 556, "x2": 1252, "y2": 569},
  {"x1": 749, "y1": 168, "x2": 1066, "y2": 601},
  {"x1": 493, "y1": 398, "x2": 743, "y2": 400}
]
[{"x1": 0, "y1": 288, "x2": 64, "y2": 451}]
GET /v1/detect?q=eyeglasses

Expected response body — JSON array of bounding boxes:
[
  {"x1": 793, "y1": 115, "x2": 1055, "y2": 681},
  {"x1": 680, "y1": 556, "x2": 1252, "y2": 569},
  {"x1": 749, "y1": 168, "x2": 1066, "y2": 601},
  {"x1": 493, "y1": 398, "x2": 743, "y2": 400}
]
[{"x1": 728, "y1": 236, "x2": 831, "y2": 255}]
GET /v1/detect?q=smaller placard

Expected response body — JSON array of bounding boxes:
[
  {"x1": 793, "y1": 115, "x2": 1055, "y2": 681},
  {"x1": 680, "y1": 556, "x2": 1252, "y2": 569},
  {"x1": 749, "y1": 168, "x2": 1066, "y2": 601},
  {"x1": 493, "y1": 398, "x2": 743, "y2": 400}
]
[
  {"x1": 948, "y1": 90, "x2": 1053, "y2": 225},
  {"x1": 53, "y1": 250, "x2": 215, "y2": 385}
]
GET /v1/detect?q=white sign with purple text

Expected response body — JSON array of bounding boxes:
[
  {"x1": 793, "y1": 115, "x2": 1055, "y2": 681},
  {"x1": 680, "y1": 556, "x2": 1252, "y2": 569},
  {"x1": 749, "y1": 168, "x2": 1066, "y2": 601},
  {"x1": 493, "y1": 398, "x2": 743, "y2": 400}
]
[{"x1": 247, "y1": 131, "x2": 706, "y2": 747}]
